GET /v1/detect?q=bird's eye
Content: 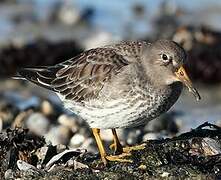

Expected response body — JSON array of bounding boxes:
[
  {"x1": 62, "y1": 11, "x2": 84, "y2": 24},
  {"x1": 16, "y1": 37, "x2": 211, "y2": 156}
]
[{"x1": 161, "y1": 54, "x2": 170, "y2": 61}]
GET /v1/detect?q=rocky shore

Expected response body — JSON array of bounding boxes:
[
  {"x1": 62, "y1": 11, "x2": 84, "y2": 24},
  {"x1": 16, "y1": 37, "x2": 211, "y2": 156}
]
[{"x1": 1, "y1": 122, "x2": 221, "y2": 179}]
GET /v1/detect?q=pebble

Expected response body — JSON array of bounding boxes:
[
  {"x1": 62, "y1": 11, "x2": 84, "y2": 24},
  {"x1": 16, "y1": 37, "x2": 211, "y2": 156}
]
[
  {"x1": 78, "y1": 127, "x2": 92, "y2": 137},
  {"x1": 66, "y1": 159, "x2": 89, "y2": 169},
  {"x1": 101, "y1": 129, "x2": 114, "y2": 141},
  {"x1": 58, "y1": 114, "x2": 79, "y2": 133},
  {"x1": 126, "y1": 129, "x2": 142, "y2": 145},
  {"x1": 143, "y1": 132, "x2": 161, "y2": 141},
  {"x1": 56, "y1": 2, "x2": 80, "y2": 25},
  {"x1": 4, "y1": 169, "x2": 14, "y2": 180},
  {"x1": 26, "y1": 113, "x2": 50, "y2": 136},
  {"x1": 17, "y1": 160, "x2": 37, "y2": 171},
  {"x1": 80, "y1": 137, "x2": 97, "y2": 153},
  {"x1": 56, "y1": 144, "x2": 67, "y2": 153},
  {"x1": 40, "y1": 100, "x2": 54, "y2": 117},
  {"x1": 70, "y1": 133, "x2": 85, "y2": 148},
  {"x1": 45, "y1": 125, "x2": 72, "y2": 145},
  {"x1": 161, "y1": 172, "x2": 170, "y2": 178}
]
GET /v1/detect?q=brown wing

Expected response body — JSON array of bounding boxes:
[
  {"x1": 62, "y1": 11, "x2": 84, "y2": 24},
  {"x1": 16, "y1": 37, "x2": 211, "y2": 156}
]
[{"x1": 18, "y1": 47, "x2": 130, "y2": 102}]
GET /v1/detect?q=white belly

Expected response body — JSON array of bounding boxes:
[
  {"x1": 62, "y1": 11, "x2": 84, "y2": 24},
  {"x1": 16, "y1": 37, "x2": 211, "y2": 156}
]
[{"x1": 57, "y1": 92, "x2": 167, "y2": 129}]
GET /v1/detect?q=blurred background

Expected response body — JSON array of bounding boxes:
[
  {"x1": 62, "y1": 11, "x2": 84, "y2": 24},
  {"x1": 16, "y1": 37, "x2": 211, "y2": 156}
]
[{"x1": 0, "y1": 0, "x2": 221, "y2": 152}]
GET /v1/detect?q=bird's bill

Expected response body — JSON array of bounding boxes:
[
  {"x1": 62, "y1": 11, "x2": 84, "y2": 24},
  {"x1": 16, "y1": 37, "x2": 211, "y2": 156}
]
[{"x1": 175, "y1": 66, "x2": 201, "y2": 101}]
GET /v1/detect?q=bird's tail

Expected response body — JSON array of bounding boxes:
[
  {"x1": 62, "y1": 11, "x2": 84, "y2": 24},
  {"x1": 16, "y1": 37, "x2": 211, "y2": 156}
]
[
  {"x1": 12, "y1": 73, "x2": 26, "y2": 80},
  {"x1": 14, "y1": 66, "x2": 59, "y2": 91}
]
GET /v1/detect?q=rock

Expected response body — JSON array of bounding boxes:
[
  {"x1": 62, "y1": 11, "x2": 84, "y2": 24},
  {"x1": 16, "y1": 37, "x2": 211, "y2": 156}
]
[
  {"x1": 126, "y1": 129, "x2": 142, "y2": 145},
  {"x1": 40, "y1": 100, "x2": 54, "y2": 117},
  {"x1": 79, "y1": 137, "x2": 97, "y2": 153},
  {"x1": 25, "y1": 113, "x2": 50, "y2": 136},
  {"x1": 78, "y1": 126, "x2": 92, "y2": 137},
  {"x1": 66, "y1": 159, "x2": 89, "y2": 170},
  {"x1": 36, "y1": 146, "x2": 50, "y2": 166},
  {"x1": 100, "y1": 129, "x2": 114, "y2": 141},
  {"x1": 36, "y1": 145, "x2": 58, "y2": 169},
  {"x1": 161, "y1": 172, "x2": 170, "y2": 178},
  {"x1": 2, "y1": 122, "x2": 221, "y2": 179},
  {"x1": 215, "y1": 119, "x2": 221, "y2": 127},
  {"x1": 56, "y1": 1, "x2": 80, "y2": 25},
  {"x1": 82, "y1": 31, "x2": 120, "y2": 50},
  {"x1": 4, "y1": 169, "x2": 14, "y2": 180},
  {"x1": 58, "y1": 114, "x2": 79, "y2": 133},
  {"x1": 45, "y1": 125, "x2": 72, "y2": 145},
  {"x1": 70, "y1": 134, "x2": 85, "y2": 148},
  {"x1": 40, "y1": 99, "x2": 63, "y2": 118},
  {"x1": 143, "y1": 132, "x2": 161, "y2": 141},
  {"x1": 56, "y1": 144, "x2": 67, "y2": 153},
  {"x1": 118, "y1": 129, "x2": 133, "y2": 145},
  {"x1": 17, "y1": 160, "x2": 37, "y2": 171}
]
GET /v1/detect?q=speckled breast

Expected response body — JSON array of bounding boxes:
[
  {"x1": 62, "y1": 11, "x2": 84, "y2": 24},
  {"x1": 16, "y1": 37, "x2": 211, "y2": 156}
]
[
  {"x1": 71, "y1": 82, "x2": 183, "y2": 129},
  {"x1": 113, "y1": 81, "x2": 183, "y2": 128}
]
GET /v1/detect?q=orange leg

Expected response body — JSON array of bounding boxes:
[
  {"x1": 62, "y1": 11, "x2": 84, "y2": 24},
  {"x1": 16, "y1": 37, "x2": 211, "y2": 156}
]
[
  {"x1": 110, "y1": 129, "x2": 145, "y2": 153},
  {"x1": 92, "y1": 128, "x2": 132, "y2": 164},
  {"x1": 92, "y1": 128, "x2": 108, "y2": 165},
  {"x1": 109, "y1": 129, "x2": 123, "y2": 154}
]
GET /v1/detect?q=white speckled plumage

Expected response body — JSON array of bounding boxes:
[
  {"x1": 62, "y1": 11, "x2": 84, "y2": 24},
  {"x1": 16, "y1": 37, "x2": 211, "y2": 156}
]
[{"x1": 18, "y1": 39, "x2": 199, "y2": 130}]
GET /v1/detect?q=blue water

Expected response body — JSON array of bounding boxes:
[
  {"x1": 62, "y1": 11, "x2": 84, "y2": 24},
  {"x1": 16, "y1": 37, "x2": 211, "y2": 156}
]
[
  {"x1": 16, "y1": 0, "x2": 221, "y2": 36},
  {"x1": 0, "y1": 0, "x2": 220, "y2": 40}
]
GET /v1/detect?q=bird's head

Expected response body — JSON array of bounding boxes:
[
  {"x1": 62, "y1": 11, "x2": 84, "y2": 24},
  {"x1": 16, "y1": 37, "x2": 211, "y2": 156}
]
[{"x1": 142, "y1": 39, "x2": 201, "y2": 101}]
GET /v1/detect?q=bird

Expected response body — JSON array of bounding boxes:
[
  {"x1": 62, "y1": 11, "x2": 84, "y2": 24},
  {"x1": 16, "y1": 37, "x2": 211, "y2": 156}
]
[{"x1": 16, "y1": 39, "x2": 201, "y2": 165}]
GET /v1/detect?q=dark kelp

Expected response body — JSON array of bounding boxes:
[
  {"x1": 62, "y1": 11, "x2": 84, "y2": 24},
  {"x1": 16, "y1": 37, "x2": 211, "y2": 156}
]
[{"x1": 1, "y1": 122, "x2": 221, "y2": 179}]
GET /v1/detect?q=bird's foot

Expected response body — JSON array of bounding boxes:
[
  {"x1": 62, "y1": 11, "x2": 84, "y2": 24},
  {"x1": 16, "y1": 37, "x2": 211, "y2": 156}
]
[
  {"x1": 106, "y1": 152, "x2": 132, "y2": 163},
  {"x1": 110, "y1": 143, "x2": 146, "y2": 154},
  {"x1": 123, "y1": 143, "x2": 146, "y2": 153},
  {"x1": 106, "y1": 144, "x2": 146, "y2": 164}
]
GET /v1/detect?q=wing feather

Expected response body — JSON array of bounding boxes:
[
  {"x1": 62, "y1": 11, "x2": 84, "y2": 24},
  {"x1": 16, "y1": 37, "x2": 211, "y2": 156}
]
[
  {"x1": 18, "y1": 41, "x2": 148, "y2": 102},
  {"x1": 18, "y1": 48, "x2": 130, "y2": 102}
]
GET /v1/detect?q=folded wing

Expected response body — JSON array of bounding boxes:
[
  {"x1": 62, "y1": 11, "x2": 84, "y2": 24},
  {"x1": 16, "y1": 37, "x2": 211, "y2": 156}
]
[{"x1": 18, "y1": 47, "x2": 131, "y2": 102}]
